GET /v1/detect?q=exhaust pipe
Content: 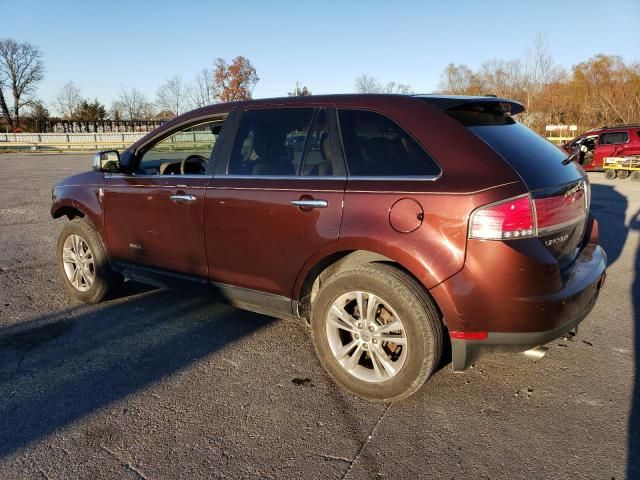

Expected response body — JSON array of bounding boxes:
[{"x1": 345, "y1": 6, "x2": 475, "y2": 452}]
[{"x1": 523, "y1": 346, "x2": 548, "y2": 361}]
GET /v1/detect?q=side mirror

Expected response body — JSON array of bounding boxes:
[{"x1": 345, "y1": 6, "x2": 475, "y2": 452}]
[{"x1": 93, "y1": 150, "x2": 120, "y2": 173}]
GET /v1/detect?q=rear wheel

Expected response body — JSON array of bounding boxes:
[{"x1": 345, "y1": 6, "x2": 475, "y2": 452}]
[
  {"x1": 604, "y1": 170, "x2": 616, "y2": 180},
  {"x1": 630, "y1": 171, "x2": 640, "y2": 182},
  {"x1": 311, "y1": 263, "x2": 442, "y2": 402},
  {"x1": 617, "y1": 170, "x2": 630, "y2": 179},
  {"x1": 57, "y1": 219, "x2": 122, "y2": 303}
]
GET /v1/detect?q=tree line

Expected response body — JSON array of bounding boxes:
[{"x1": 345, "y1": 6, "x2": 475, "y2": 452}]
[
  {"x1": 437, "y1": 34, "x2": 640, "y2": 132},
  {"x1": 1, "y1": 35, "x2": 638, "y2": 134},
  {"x1": 0, "y1": 44, "x2": 266, "y2": 131}
]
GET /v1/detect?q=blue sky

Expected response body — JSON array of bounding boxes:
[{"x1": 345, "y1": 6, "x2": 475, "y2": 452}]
[{"x1": 2, "y1": 0, "x2": 639, "y2": 112}]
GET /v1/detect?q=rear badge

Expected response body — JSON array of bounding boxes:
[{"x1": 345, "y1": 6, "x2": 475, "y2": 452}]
[
  {"x1": 544, "y1": 234, "x2": 569, "y2": 247},
  {"x1": 129, "y1": 243, "x2": 144, "y2": 251}
]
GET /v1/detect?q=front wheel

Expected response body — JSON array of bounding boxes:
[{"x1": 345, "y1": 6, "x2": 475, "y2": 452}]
[
  {"x1": 56, "y1": 218, "x2": 122, "y2": 303},
  {"x1": 311, "y1": 264, "x2": 443, "y2": 402},
  {"x1": 604, "y1": 170, "x2": 616, "y2": 180}
]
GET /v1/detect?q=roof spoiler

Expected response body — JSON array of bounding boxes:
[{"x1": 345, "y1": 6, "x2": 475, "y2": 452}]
[{"x1": 415, "y1": 95, "x2": 525, "y2": 115}]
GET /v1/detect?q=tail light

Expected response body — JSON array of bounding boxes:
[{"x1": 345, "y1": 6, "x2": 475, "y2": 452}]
[
  {"x1": 535, "y1": 188, "x2": 586, "y2": 233},
  {"x1": 469, "y1": 195, "x2": 534, "y2": 240},
  {"x1": 469, "y1": 182, "x2": 588, "y2": 240}
]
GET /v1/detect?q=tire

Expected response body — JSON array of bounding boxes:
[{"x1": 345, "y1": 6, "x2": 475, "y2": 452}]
[
  {"x1": 311, "y1": 263, "x2": 443, "y2": 402},
  {"x1": 604, "y1": 170, "x2": 616, "y2": 180},
  {"x1": 630, "y1": 171, "x2": 640, "y2": 182},
  {"x1": 617, "y1": 170, "x2": 630, "y2": 180},
  {"x1": 56, "y1": 218, "x2": 122, "y2": 303}
]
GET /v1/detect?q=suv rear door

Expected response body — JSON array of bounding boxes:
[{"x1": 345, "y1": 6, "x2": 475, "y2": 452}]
[
  {"x1": 594, "y1": 130, "x2": 631, "y2": 169},
  {"x1": 204, "y1": 107, "x2": 346, "y2": 298}
]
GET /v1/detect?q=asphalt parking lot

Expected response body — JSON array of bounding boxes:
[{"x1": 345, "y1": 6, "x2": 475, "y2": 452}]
[{"x1": 0, "y1": 153, "x2": 638, "y2": 479}]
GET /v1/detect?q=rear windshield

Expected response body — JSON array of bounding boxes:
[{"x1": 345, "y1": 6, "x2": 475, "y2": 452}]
[{"x1": 448, "y1": 109, "x2": 584, "y2": 190}]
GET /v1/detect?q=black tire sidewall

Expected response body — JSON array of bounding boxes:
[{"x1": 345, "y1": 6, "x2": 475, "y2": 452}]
[
  {"x1": 56, "y1": 219, "x2": 113, "y2": 304},
  {"x1": 311, "y1": 265, "x2": 439, "y2": 401}
]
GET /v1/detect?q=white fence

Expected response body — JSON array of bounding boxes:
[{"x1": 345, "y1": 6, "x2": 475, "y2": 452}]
[
  {"x1": 0, "y1": 132, "x2": 148, "y2": 151},
  {"x1": 0, "y1": 132, "x2": 146, "y2": 143}
]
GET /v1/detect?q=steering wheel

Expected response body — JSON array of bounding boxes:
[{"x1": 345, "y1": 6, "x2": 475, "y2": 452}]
[
  {"x1": 180, "y1": 154, "x2": 209, "y2": 175},
  {"x1": 102, "y1": 160, "x2": 119, "y2": 173}
]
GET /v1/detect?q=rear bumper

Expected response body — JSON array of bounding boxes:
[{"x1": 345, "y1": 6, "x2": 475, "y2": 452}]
[
  {"x1": 450, "y1": 276, "x2": 603, "y2": 371},
  {"x1": 448, "y1": 244, "x2": 606, "y2": 371}
]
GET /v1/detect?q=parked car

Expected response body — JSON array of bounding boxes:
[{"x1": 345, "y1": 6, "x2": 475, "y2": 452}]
[
  {"x1": 562, "y1": 124, "x2": 640, "y2": 171},
  {"x1": 51, "y1": 94, "x2": 607, "y2": 401}
]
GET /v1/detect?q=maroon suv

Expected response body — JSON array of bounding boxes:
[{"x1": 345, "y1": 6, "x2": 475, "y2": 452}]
[{"x1": 51, "y1": 95, "x2": 607, "y2": 401}]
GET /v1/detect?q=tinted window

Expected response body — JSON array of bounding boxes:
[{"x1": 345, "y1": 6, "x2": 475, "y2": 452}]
[
  {"x1": 228, "y1": 108, "x2": 314, "y2": 176},
  {"x1": 338, "y1": 109, "x2": 440, "y2": 177},
  {"x1": 300, "y1": 109, "x2": 333, "y2": 176},
  {"x1": 138, "y1": 121, "x2": 222, "y2": 175},
  {"x1": 600, "y1": 131, "x2": 629, "y2": 145},
  {"x1": 449, "y1": 109, "x2": 583, "y2": 190}
]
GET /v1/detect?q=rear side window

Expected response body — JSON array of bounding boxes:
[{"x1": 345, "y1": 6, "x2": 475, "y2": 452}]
[
  {"x1": 228, "y1": 108, "x2": 314, "y2": 176},
  {"x1": 338, "y1": 109, "x2": 440, "y2": 177},
  {"x1": 600, "y1": 131, "x2": 629, "y2": 145},
  {"x1": 447, "y1": 107, "x2": 583, "y2": 190}
]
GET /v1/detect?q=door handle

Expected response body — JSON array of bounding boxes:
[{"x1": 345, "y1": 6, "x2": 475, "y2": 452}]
[
  {"x1": 290, "y1": 199, "x2": 329, "y2": 209},
  {"x1": 170, "y1": 194, "x2": 197, "y2": 204}
]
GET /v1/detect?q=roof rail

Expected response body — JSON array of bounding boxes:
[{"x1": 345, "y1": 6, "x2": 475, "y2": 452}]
[{"x1": 599, "y1": 124, "x2": 640, "y2": 129}]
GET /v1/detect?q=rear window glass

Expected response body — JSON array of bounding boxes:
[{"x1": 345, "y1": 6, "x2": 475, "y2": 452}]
[
  {"x1": 600, "y1": 131, "x2": 629, "y2": 145},
  {"x1": 447, "y1": 108, "x2": 584, "y2": 190},
  {"x1": 338, "y1": 109, "x2": 440, "y2": 177}
]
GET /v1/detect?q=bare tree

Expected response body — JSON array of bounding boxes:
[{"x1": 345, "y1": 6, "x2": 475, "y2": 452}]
[
  {"x1": 117, "y1": 86, "x2": 150, "y2": 119},
  {"x1": 478, "y1": 59, "x2": 526, "y2": 100},
  {"x1": 438, "y1": 63, "x2": 482, "y2": 95},
  {"x1": 354, "y1": 75, "x2": 411, "y2": 93},
  {"x1": 140, "y1": 101, "x2": 157, "y2": 120},
  {"x1": 53, "y1": 81, "x2": 82, "y2": 118},
  {"x1": 0, "y1": 38, "x2": 45, "y2": 130},
  {"x1": 156, "y1": 75, "x2": 190, "y2": 115},
  {"x1": 288, "y1": 82, "x2": 312, "y2": 96},
  {"x1": 109, "y1": 101, "x2": 125, "y2": 121},
  {"x1": 383, "y1": 81, "x2": 412, "y2": 94},
  {"x1": 526, "y1": 33, "x2": 559, "y2": 87},
  {"x1": 523, "y1": 32, "x2": 565, "y2": 110},
  {"x1": 190, "y1": 68, "x2": 218, "y2": 108},
  {"x1": 354, "y1": 74, "x2": 381, "y2": 93}
]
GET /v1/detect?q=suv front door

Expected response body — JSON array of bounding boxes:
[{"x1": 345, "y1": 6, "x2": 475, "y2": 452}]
[
  {"x1": 104, "y1": 118, "x2": 225, "y2": 277},
  {"x1": 204, "y1": 107, "x2": 346, "y2": 298}
]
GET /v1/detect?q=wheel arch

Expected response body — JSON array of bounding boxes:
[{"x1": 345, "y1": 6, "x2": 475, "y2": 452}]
[
  {"x1": 52, "y1": 205, "x2": 86, "y2": 220},
  {"x1": 295, "y1": 249, "x2": 443, "y2": 323},
  {"x1": 51, "y1": 192, "x2": 103, "y2": 235}
]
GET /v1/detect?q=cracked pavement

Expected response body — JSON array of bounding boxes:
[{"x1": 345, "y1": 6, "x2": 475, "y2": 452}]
[{"x1": 0, "y1": 154, "x2": 638, "y2": 479}]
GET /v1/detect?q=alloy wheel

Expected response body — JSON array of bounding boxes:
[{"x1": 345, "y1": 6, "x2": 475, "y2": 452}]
[
  {"x1": 62, "y1": 234, "x2": 95, "y2": 292},
  {"x1": 325, "y1": 291, "x2": 408, "y2": 382}
]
